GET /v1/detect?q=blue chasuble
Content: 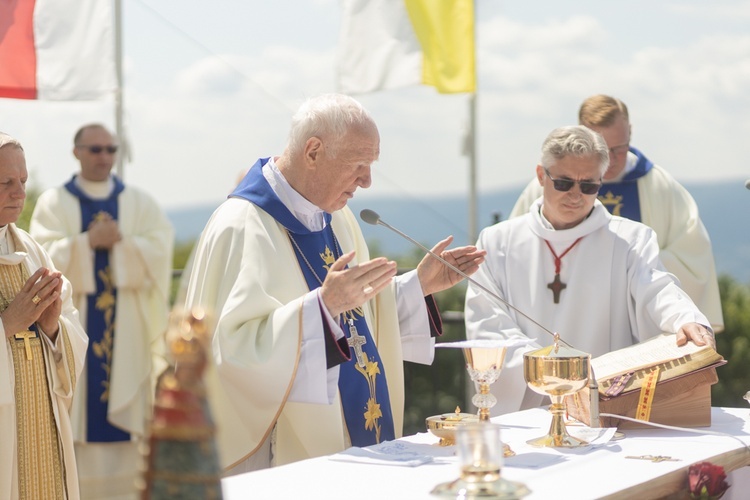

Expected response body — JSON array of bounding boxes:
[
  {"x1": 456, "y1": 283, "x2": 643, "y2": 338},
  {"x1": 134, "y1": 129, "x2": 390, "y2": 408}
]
[
  {"x1": 596, "y1": 147, "x2": 654, "y2": 222},
  {"x1": 65, "y1": 175, "x2": 129, "y2": 442},
  {"x1": 231, "y1": 158, "x2": 396, "y2": 446}
]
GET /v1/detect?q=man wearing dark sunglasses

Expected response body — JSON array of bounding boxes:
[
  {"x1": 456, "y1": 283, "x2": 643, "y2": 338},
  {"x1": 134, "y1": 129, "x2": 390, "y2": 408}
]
[
  {"x1": 466, "y1": 125, "x2": 714, "y2": 415},
  {"x1": 510, "y1": 94, "x2": 722, "y2": 334},
  {"x1": 29, "y1": 123, "x2": 174, "y2": 499}
]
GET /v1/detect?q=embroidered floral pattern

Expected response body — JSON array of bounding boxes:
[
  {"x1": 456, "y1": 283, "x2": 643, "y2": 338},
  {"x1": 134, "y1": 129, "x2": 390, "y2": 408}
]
[
  {"x1": 357, "y1": 356, "x2": 383, "y2": 443},
  {"x1": 91, "y1": 265, "x2": 115, "y2": 402}
]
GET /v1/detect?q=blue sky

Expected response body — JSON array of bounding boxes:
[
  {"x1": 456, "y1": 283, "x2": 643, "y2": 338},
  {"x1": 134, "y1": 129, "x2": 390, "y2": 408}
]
[{"x1": 2, "y1": 0, "x2": 749, "y2": 209}]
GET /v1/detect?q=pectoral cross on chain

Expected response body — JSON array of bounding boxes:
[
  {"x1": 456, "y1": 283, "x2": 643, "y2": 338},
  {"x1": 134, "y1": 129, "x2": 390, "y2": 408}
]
[
  {"x1": 547, "y1": 274, "x2": 567, "y2": 304},
  {"x1": 15, "y1": 330, "x2": 36, "y2": 360},
  {"x1": 347, "y1": 319, "x2": 367, "y2": 368}
]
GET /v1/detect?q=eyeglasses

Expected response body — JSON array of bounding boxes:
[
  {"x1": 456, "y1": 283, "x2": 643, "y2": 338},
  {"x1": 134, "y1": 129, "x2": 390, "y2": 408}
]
[
  {"x1": 608, "y1": 143, "x2": 630, "y2": 156},
  {"x1": 544, "y1": 168, "x2": 602, "y2": 195},
  {"x1": 76, "y1": 144, "x2": 118, "y2": 154}
]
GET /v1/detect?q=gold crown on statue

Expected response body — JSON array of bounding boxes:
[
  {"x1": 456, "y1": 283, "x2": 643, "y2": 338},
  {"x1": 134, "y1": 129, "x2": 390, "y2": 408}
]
[{"x1": 166, "y1": 307, "x2": 210, "y2": 366}]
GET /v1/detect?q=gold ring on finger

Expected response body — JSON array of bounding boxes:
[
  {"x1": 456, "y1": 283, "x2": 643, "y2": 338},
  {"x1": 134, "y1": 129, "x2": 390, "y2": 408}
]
[{"x1": 32, "y1": 295, "x2": 42, "y2": 305}]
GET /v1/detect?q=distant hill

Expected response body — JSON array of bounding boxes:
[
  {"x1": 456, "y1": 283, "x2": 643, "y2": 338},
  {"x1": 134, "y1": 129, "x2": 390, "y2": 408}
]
[{"x1": 166, "y1": 178, "x2": 750, "y2": 283}]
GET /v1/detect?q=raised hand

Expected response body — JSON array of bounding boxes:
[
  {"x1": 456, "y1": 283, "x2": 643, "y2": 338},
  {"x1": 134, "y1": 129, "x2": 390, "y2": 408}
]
[
  {"x1": 320, "y1": 251, "x2": 397, "y2": 317},
  {"x1": 417, "y1": 236, "x2": 487, "y2": 296}
]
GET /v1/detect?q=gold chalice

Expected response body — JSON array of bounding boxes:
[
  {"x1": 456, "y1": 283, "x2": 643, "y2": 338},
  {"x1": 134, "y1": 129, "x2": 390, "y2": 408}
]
[{"x1": 523, "y1": 339, "x2": 590, "y2": 448}]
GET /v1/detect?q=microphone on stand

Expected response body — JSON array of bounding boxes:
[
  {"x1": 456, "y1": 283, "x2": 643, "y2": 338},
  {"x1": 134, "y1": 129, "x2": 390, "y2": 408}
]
[
  {"x1": 359, "y1": 209, "x2": 563, "y2": 345},
  {"x1": 359, "y1": 208, "x2": 601, "y2": 426}
]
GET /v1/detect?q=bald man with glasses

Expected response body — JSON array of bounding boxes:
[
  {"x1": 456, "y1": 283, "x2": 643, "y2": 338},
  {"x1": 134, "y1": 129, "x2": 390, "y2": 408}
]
[
  {"x1": 510, "y1": 94, "x2": 723, "y2": 333},
  {"x1": 466, "y1": 125, "x2": 713, "y2": 415},
  {"x1": 29, "y1": 123, "x2": 174, "y2": 499}
]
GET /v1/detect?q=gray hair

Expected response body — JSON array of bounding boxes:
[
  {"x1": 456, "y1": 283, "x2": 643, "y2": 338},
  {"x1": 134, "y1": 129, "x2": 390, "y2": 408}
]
[
  {"x1": 286, "y1": 93, "x2": 376, "y2": 158},
  {"x1": 540, "y1": 125, "x2": 609, "y2": 176},
  {"x1": 0, "y1": 132, "x2": 23, "y2": 151}
]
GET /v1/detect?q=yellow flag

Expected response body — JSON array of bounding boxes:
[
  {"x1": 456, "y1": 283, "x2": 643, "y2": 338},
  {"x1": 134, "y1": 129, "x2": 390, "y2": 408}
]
[
  {"x1": 405, "y1": 0, "x2": 476, "y2": 94},
  {"x1": 337, "y1": 0, "x2": 476, "y2": 95}
]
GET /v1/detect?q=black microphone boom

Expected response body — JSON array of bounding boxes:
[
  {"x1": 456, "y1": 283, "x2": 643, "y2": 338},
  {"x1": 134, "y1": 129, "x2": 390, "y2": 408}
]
[{"x1": 359, "y1": 208, "x2": 564, "y2": 344}]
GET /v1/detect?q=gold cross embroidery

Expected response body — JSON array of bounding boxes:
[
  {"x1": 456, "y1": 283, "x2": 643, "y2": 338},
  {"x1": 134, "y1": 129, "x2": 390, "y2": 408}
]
[{"x1": 15, "y1": 330, "x2": 36, "y2": 360}]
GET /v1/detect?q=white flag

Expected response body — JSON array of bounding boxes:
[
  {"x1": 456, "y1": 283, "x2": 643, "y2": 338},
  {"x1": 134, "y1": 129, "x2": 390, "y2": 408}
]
[
  {"x1": 338, "y1": 0, "x2": 475, "y2": 95},
  {"x1": 0, "y1": 0, "x2": 116, "y2": 100}
]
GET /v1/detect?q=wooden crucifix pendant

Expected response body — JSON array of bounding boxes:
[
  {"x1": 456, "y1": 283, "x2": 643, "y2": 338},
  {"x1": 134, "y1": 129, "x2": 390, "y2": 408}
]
[
  {"x1": 347, "y1": 319, "x2": 367, "y2": 368},
  {"x1": 15, "y1": 330, "x2": 36, "y2": 360},
  {"x1": 547, "y1": 273, "x2": 567, "y2": 304}
]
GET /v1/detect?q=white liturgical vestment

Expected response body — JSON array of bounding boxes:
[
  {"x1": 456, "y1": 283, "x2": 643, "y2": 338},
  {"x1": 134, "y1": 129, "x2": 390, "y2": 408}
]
[
  {"x1": 184, "y1": 158, "x2": 436, "y2": 472},
  {"x1": 466, "y1": 199, "x2": 710, "y2": 415},
  {"x1": 30, "y1": 176, "x2": 173, "y2": 497},
  {"x1": 509, "y1": 155, "x2": 723, "y2": 332},
  {"x1": 0, "y1": 224, "x2": 88, "y2": 500}
]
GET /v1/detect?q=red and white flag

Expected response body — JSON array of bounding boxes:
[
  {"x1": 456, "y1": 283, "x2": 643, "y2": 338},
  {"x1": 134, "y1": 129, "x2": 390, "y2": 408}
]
[{"x1": 0, "y1": 0, "x2": 116, "y2": 100}]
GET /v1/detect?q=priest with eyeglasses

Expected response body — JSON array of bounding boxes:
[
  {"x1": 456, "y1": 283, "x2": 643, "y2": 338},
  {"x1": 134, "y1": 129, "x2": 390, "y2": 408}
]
[{"x1": 465, "y1": 125, "x2": 714, "y2": 415}]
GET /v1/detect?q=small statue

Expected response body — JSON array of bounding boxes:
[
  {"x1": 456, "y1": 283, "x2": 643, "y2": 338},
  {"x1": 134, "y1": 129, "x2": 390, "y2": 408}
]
[{"x1": 140, "y1": 308, "x2": 223, "y2": 499}]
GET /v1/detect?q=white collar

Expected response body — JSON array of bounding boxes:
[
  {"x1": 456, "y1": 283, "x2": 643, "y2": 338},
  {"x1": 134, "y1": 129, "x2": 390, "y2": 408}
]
[
  {"x1": 0, "y1": 225, "x2": 9, "y2": 255},
  {"x1": 262, "y1": 158, "x2": 326, "y2": 232},
  {"x1": 531, "y1": 198, "x2": 610, "y2": 243},
  {"x1": 75, "y1": 175, "x2": 115, "y2": 200},
  {"x1": 604, "y1": 151, "x2": 637, "y2": 183},
  {"x1": 0, "y1": 225, "x2": 26, "y2": 265}
]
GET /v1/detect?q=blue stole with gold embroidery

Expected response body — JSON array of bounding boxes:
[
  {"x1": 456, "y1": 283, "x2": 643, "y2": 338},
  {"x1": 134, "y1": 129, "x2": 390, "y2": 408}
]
[
  {"x1": 65, "y1": 175, "x2": 129, "y2": 442},
  {"x1": 596, "y1": 147, "x2": 653, "y2": 222},
  {"x1": 231, "y1": 159, "x2": 396, "y2": 446}
]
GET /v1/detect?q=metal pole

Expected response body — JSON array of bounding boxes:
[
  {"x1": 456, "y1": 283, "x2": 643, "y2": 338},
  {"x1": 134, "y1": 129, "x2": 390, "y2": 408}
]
[
  {"x1": 114, "y1": 0, "x2": 125, "y2": 178},
  {"x1": 468, "y1": 92, "x2": 477, "y2": 244}
]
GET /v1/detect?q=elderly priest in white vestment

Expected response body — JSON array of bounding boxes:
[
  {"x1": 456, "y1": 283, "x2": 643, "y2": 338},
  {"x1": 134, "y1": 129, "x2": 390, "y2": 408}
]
[
  {"x1": 465, "y1": 125, "x2": 715, "y2": 415},
  {"x1": 183, "y1": 93, "x2": 486, "y2": 475},
  {"x1": 0, "y1": 133, "x2": 88, "y2": 499}
]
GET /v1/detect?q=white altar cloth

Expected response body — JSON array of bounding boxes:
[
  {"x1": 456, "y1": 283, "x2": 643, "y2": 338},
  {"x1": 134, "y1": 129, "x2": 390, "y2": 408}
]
[{"x1": 222, "y1": 407, "x2": 750, "y2": 499}]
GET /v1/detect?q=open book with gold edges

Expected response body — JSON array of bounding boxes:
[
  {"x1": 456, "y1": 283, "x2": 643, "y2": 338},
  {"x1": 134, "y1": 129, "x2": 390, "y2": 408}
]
[{"x1": 564, "y1": 333, "x2": 726, "y2": 429}]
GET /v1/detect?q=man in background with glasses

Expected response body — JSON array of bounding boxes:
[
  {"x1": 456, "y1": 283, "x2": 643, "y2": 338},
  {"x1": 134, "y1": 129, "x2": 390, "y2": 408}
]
[
  {"x1": 29, "y1": 123, "x2": 174, "y2": 499},
  {"x1": 509, "y1": 94, "x2": 722, "y2": 334},
  {"x1": 466, "y1": 125, "x2": 713, "y2": 415}
]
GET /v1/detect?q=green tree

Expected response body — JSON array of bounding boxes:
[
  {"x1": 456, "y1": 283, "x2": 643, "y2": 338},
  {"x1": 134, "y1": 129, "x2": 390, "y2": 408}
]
[{"x1": 712, "y1": 274, "x2": 750, "y2": 408}]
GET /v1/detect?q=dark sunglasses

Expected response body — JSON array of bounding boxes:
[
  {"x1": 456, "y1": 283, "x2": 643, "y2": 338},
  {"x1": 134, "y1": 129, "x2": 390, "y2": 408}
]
[
  {"x1": 76, "y1": 144, "x2": 118, "y2": 154},
  {"x1": 544, "y1": 168, "x2": 602, "y2": 195}
]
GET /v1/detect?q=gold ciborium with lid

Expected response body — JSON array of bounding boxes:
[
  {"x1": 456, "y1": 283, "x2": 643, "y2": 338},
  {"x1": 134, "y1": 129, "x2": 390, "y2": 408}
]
[
  {"x1": 523, "y1": 335, "x2": 591, "y2": 447},
  {"x1": 425, "y1": 407, "x2": 479, "y2": 446}
]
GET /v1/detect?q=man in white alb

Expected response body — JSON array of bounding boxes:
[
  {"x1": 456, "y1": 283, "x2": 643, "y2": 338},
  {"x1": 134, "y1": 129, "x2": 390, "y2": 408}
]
[
  {"x1": 30, "y1": 124, "x2": 174, "y2": 499},
  {"x1": 466, "y1": 125, "x2": 714, "y2": 415},
  {"x1": 509, "y1": 94, "x2": 723, "y2": 332}
]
